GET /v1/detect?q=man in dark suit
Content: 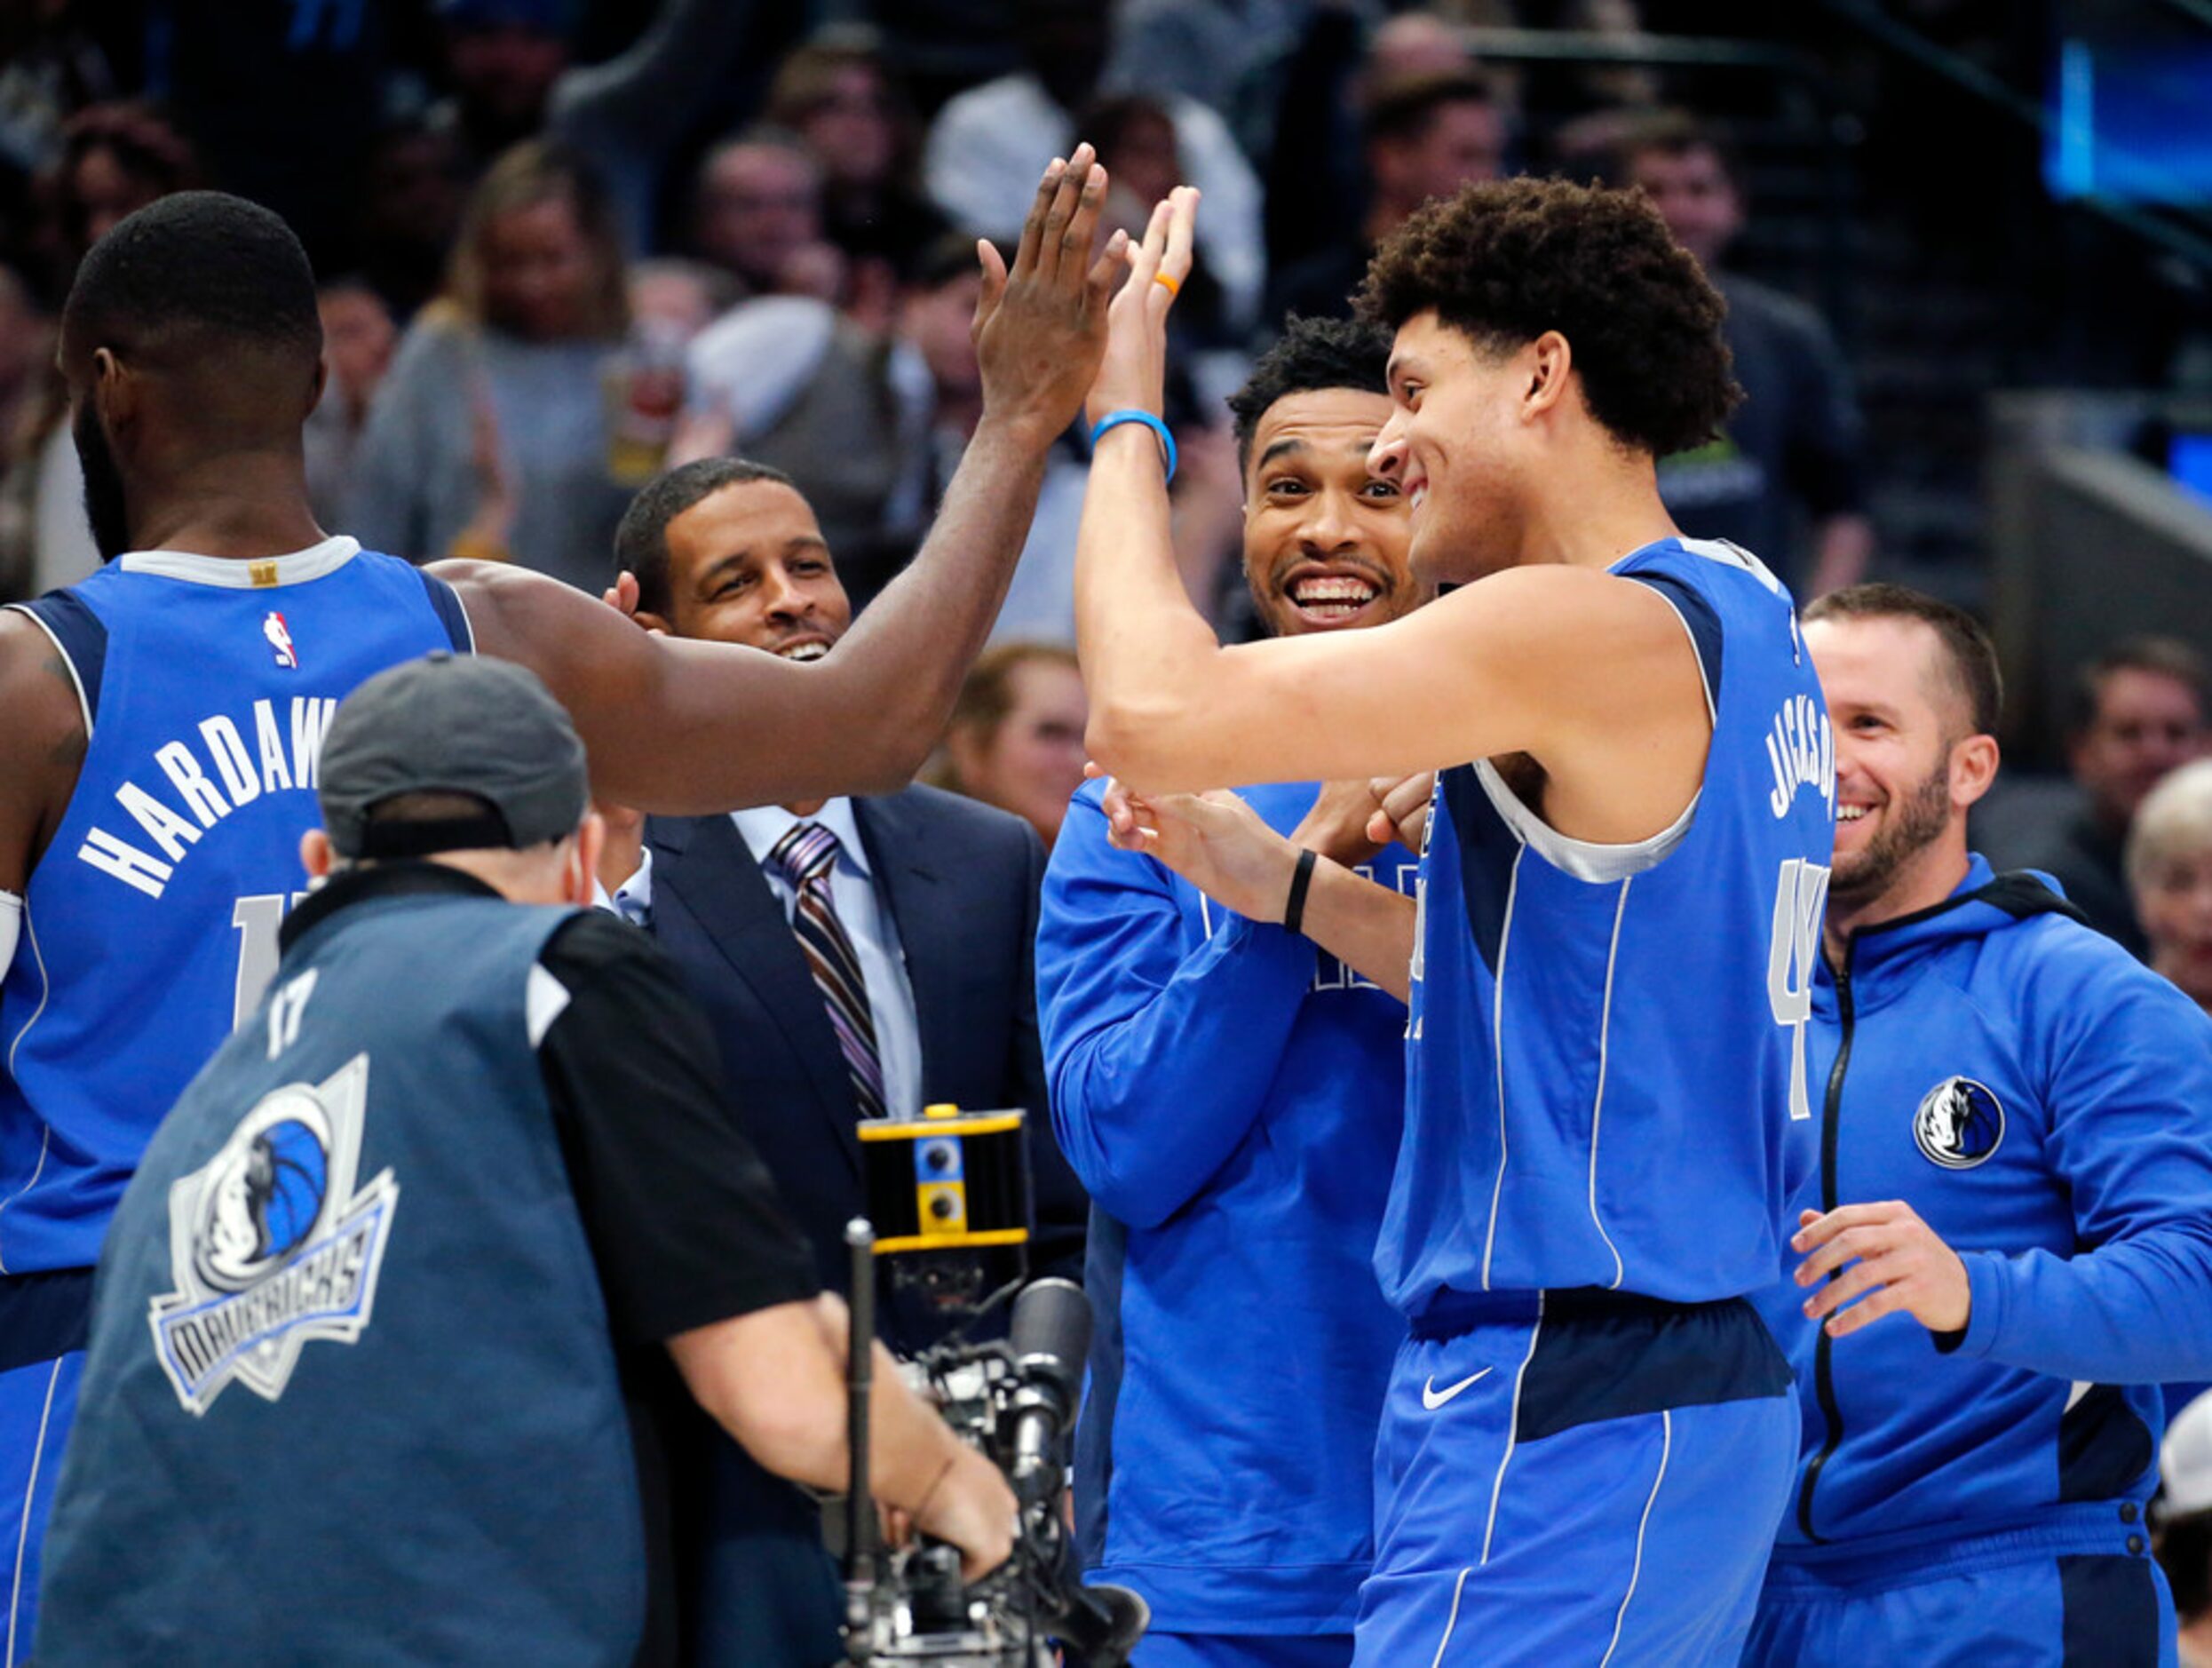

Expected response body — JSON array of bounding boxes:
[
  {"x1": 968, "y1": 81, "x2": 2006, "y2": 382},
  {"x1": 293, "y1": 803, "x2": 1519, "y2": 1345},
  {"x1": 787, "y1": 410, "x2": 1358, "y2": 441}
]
[{"x1": 599, "y1": 454, "x2": 1086, "y2": 1666}]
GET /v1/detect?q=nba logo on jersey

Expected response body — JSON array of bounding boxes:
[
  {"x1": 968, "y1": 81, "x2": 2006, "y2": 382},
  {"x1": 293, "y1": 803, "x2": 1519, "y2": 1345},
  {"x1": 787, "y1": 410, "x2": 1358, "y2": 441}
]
[{"x1": 264, "y1": 611, "x2": 298, "y2": 669}]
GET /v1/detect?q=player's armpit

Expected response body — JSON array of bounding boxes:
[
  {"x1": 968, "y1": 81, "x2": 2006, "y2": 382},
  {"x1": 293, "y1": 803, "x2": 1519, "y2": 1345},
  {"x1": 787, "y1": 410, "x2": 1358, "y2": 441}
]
[{"x1": 0, "y1": 609, "x2": 91, "y2": 893}]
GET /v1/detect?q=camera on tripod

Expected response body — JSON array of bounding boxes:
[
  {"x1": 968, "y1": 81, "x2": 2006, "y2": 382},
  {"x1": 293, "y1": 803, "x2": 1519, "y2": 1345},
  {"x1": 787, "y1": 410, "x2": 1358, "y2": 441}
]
[{"x1": 841, "y1": 1108, "x2": 1147, "y2": 1667}]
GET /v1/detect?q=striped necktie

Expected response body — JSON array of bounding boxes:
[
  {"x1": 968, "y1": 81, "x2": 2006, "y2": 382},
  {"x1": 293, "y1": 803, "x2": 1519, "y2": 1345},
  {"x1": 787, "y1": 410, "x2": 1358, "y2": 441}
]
[{"x1": 767, "y1": 822, "x2": 888, "y2": 1121}]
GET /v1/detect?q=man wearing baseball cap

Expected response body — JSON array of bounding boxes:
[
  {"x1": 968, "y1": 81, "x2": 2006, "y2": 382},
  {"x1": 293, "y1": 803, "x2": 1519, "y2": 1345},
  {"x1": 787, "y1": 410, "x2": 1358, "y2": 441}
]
[{"x1": 35, "y1": 654, "x2": 1014, "y2": 1665}]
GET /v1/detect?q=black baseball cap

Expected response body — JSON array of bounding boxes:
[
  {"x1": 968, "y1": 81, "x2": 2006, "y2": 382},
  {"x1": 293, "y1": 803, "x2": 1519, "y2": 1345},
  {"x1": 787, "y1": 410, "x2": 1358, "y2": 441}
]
[{"x1": 318, "y1": 653, "x2": 590, "y2": 860}]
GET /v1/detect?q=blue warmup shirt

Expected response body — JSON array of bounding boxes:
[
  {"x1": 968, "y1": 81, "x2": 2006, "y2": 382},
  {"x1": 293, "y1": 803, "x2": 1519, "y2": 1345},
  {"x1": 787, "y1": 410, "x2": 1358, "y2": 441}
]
[
  {"x1": 1039, "y1": 778, "x2": 1413, "y2": 1635},
  {"x1": 1383, "y1": 537, "x2": 1835, "y2": 1316},
  {"x1": 0, "y1": 540, "x2": 468, "y2": 1275},
  {"x1": 1760, "y1": 858, "x2": 2212, "y2": 1555}
]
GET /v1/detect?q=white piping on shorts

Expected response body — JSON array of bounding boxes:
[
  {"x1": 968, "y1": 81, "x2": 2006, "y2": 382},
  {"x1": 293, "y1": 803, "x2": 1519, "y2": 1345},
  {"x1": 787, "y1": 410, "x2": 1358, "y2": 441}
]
[
  {"x1": 1430, "y1": 1565, "x2": 1474, "y2": 1667},
  {"x1": 1481, "y1": 1291, "x2": 1545, "y2": 1566},
  {"x1": 6, "y1": 1358, "x2": 64, "y2": 1667},
  {"x1": 1598, "y1": 1410, "x2": 1673, "y2": 1667}
]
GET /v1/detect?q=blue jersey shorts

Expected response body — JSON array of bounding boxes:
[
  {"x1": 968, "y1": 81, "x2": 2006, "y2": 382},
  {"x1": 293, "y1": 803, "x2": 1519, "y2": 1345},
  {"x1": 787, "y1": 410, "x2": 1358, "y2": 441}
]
[
  {"x1": 2, "y1": 1352, "x2": 82, "y2": 1668},
  {"x1": 1747, "y1": 1505, "x2": 2176, "y2": 1667},
  {"x1": 2, "y1": 1271, "x2": 90, "y2": 1668},
  {"x1": 1353, "y1": 1290, "x2": 1796, "y2": 1668}
]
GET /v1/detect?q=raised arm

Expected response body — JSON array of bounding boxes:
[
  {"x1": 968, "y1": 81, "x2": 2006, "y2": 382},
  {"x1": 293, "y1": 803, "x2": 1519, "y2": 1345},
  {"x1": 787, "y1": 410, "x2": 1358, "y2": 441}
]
[
  {"x1": 447, "y1": 150, "x2": 1127, "y2": 814},
  {"x1": 1072, "y1": 194, "x2": 1707, "y2": 822},
  {"x1": 550, "y1": 0, "x2": 758, "y2": 170}
]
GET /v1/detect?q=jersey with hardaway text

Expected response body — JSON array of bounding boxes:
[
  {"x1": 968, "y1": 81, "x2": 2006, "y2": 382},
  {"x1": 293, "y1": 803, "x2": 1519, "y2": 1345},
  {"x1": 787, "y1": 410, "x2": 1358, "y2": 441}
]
[{"x1": 0, "y1": 538, "x2": 468, "y2": 1273}]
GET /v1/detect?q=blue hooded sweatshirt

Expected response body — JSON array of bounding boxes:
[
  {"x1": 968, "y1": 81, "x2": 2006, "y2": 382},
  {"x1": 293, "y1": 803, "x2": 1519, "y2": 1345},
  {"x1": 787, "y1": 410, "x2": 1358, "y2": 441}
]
[
  {"x1": 1757, "y1": 856, "x2": 2212, "y2": 1561},
  {"x1": 1038, "y1": 778, "x2": 1412, "y2": 1635}
]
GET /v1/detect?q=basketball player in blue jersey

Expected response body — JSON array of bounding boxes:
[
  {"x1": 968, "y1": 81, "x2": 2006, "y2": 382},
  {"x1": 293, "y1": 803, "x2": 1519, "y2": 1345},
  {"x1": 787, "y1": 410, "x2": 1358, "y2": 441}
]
[
  {"x1": 1073, "y1": 182, "x2": 1834, "y2": 1664},
  {"x1": 0, "y1": 158, "x2": 1122, "y2": 1656}
]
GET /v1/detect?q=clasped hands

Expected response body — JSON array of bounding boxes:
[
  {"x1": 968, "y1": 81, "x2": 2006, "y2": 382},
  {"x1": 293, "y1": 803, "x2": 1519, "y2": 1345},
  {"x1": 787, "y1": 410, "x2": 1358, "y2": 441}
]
[{"x1": 1094, "y1": 766, "x2": 1431, "y2": 926}]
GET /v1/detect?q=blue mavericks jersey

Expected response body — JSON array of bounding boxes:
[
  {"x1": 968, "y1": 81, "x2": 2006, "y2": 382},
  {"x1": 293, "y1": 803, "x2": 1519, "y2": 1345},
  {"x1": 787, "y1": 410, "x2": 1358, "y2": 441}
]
[
  {"x1": 1380, "y1": 537, "x2": 1835, "y2": 1315},
  {"x1": 0, "y1": 538, "x2": 469, "y2": 1274}
]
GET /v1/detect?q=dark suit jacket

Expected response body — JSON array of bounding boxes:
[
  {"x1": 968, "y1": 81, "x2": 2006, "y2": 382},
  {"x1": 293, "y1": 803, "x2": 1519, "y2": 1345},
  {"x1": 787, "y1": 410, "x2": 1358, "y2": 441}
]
[
  {"x1": 642, "y1": 783, "x2": 1086, "y2": 1307},
  {"x1": 645, "y1": 786, "x2": 1089, "y2": 1665}
]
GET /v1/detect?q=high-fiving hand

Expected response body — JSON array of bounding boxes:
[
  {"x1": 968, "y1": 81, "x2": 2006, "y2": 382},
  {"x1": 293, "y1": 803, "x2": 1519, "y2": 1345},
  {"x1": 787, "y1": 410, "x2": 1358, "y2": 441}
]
[
  {"x1": 972, "y1": 143, "x2": 1130, "y2": 451},
  {"x1": 1084, "y1": 186, "x2": 1200, "y2": 430}
]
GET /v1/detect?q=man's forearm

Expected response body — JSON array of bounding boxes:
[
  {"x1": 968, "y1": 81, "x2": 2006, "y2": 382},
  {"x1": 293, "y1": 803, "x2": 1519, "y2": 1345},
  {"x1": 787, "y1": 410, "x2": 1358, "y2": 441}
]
[
  {"x1": 1075, "y1": 424, "x2": 1225, "y2": 766},
  {"x1": 1297, "y1": 858, "x2": 1417, "y2": 1002},
  {"x1": 1048, "y1": 923, "x2": 1314, "y2": 1226},
  {"x1": 818, "y1": 414, "x2": 1055, "y2": 775},
  {"x1": 553, "y1": 0, "x2": 753, "y2": 153},
  {"x1": 683, "y1": 1299, "x2": 977, "y2": 1505},
  {"x1": 858, "y1": 1340, "x2": 976, "y2": 1511},
  {"x1": 792, "y1": 1295, "x2": 973, "y2": 1512},
  {"x1": 472, "y1": 415, "x2": 1059, "y2": 811}
]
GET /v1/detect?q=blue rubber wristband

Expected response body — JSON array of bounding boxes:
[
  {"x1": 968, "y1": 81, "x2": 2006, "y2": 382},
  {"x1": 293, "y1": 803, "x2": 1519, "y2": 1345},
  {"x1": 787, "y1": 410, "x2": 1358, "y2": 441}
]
[{"x1": 1088, "y1": 409, "x2": 1177, "y2": 485}]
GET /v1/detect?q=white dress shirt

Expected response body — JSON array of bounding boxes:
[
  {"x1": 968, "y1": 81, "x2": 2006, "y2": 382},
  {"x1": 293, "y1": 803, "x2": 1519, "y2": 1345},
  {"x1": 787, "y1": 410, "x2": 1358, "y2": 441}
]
[{"x1": 607, "y1": 799, "x2": 925, "y2": 1120}]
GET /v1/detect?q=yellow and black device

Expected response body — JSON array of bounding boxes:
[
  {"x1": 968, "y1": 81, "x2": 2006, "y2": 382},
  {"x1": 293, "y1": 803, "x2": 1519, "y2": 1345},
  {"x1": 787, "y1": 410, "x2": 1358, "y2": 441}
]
[{"x1": 858, "y1": 1104, "x2": 1033, "y2": 1256}]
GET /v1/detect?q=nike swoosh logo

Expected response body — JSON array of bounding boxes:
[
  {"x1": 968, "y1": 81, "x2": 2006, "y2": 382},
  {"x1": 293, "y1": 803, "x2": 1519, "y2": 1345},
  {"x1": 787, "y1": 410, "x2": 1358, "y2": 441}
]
[{"x1": 1421, "y1": 1367, "x2": 1494, "y2": 1410}]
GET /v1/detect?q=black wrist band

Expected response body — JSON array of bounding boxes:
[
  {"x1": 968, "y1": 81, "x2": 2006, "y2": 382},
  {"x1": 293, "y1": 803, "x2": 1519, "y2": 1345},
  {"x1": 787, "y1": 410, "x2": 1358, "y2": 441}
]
[{"x1": 1283, "y1": 847, "x2": 1319, "y2": 936}]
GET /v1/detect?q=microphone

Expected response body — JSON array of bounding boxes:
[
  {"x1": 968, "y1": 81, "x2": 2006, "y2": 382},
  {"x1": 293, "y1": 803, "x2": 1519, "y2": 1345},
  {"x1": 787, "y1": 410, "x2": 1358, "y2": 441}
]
[{"x1": 1005, "y1": 1277, "x2": 1091, "y2": 1505}]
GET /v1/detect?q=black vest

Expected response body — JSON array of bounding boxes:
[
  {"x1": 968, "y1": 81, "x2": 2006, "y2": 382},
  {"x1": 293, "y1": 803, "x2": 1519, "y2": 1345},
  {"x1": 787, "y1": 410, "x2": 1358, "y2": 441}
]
[{"x1": 38, "y1": 886, "x2": 645, "y2": 1665}]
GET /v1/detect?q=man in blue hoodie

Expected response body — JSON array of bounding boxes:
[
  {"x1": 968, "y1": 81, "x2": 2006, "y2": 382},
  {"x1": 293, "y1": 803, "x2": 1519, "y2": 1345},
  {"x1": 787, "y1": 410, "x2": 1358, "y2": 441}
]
[
  {"x1": 1748, "y1": 584, "x2": 2212, "y2": 1665},
  {"x1": 1038, "y1": 314, "x2": 1424, "y2": 1668}
]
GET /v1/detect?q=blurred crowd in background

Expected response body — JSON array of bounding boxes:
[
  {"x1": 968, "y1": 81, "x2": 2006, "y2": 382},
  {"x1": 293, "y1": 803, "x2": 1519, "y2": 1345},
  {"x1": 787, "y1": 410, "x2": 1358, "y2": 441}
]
[{"x1": 0, "y1": 0, "x2": 2206, "y2": 983}]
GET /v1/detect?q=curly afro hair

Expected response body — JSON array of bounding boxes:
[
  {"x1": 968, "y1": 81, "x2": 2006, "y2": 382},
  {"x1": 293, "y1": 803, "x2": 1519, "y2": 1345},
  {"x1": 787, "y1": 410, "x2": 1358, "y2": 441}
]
[
  {"x1": 1356, "y1": 176, "x2": 1740, "y2": 458},
  {"x1": 1225, "y1": 314, "x2": 1394, "y2": 469}
]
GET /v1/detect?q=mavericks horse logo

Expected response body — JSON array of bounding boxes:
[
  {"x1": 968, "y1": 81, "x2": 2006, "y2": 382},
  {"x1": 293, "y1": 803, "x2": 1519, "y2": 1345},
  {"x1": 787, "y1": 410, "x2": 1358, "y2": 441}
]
[
  {"x1": 150, "y1": 1055, "x2": 398, "y2": 1414},
  {"x1": 1912, "y1": 1076, "x2": 2005, "y2": 1171}
]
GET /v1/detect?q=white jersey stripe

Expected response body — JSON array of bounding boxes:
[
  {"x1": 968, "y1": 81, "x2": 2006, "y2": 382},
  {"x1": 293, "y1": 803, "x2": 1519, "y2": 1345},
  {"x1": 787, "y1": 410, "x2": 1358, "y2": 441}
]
[
  {"x1": 1478, "y1": 846, "x2": 1524, "y2": 1291},
  {"x1": 0, "y1": 907, "x2": 55, "y2": 1275},
  {"x1": 1588, "y1": 878, "x2": 1632, "y2": 1290}
]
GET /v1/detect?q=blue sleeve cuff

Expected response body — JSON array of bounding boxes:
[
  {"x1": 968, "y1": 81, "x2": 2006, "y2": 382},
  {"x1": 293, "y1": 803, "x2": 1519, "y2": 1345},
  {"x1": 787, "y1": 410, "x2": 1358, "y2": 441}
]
[
  {"x1": 1185, "y1": 898, "x2": 1317, "y2": 973},
  {"x1": 1946, "y1": 1251, "x2": 2008, "y2": 1360}
]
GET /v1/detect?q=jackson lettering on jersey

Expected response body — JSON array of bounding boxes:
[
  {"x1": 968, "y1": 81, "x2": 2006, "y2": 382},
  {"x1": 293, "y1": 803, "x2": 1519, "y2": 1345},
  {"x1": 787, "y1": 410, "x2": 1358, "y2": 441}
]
[
  {"x1": 77, "y1": 696, "x2": 337, "y2": 900},
  {"x1": 1763, "y1": 694, "x2": 1835, "y2": 1123},
  {"x1": 1766, "y1": 691, "x2": 1835, "y2": 822}
]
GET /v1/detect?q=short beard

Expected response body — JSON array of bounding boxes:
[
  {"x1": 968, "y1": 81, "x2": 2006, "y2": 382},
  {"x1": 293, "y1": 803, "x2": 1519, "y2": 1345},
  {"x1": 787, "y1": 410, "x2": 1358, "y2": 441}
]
[
  {"x1": 1829, "y1": 758, "x2": 1954, "y2": 912},
  {"x1": 72, "y1": 401, "x2": 134, "y2": 561}
]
